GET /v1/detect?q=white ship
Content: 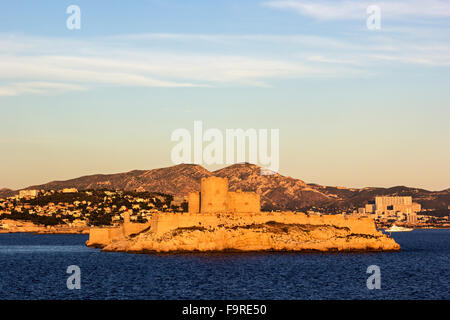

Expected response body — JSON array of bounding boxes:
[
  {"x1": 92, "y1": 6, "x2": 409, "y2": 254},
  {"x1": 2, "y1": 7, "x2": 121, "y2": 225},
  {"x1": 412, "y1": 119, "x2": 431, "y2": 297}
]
[{"x1": 385, "y1": 225, "x2": 413, "y2": 232}]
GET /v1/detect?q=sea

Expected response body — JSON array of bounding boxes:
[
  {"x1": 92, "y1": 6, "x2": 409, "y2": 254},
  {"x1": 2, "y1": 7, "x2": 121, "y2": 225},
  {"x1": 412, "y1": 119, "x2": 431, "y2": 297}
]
[{"x1": 0, "y1": 230, "x2": 448, "y2": 300}]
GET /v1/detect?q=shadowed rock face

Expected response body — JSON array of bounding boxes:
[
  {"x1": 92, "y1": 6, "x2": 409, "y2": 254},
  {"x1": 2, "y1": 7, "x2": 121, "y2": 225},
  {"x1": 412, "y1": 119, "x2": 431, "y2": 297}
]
[{"x1": 12, "y1": 163, "x2": 450, "y2": 212}]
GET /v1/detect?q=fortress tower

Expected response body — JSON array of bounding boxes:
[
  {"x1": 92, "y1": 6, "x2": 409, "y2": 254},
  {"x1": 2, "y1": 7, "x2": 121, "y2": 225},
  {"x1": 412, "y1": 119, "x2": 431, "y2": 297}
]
[
  {"x1": 188, "y1": 176, "x2": 260, "y2": 214},
  {"x1": 188, "y1": 192, "x2": 200, "y2": 214},
  {"x1": 201, "y1": 177, "x2": 228, "y2": 213}
]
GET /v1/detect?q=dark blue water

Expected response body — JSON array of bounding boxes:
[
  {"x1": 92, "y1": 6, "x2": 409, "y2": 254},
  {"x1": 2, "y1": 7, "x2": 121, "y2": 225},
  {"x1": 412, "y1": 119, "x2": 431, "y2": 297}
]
[{"x1": 0, "y1": 230, "x2": 448, "y2": 299}]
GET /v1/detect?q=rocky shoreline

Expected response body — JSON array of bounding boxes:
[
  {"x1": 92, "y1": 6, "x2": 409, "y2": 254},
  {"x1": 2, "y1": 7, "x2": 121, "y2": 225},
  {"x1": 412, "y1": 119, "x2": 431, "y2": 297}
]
[
  {"x1": 0, "y1": 219, "x2": 89, "y2": 234},
  {"x1": 87, "y1": 221, "x2": 400, "y2": 253}
]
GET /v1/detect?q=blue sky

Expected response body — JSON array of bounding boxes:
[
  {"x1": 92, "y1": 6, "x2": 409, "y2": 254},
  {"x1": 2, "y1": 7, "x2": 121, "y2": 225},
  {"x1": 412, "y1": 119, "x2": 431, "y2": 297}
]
[{"x1": 1, "y1": 0, "x2": 449, "y2": 190}]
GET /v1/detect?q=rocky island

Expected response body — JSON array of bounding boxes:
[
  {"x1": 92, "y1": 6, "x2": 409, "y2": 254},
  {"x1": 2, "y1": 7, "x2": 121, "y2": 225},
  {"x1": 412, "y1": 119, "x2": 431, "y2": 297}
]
[
  {"x1": 0, "y1": 219, "x2": 89, "y2": 234},
  {"x1": 86, "y1": 177, "x2": 400, "y2": 253}
]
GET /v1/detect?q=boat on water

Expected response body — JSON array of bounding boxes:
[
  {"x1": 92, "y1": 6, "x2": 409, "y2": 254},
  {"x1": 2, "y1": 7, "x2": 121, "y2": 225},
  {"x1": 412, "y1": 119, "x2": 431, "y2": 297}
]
[{"x1": 385, "y1": 225, "x2": 413, "y2": 232}]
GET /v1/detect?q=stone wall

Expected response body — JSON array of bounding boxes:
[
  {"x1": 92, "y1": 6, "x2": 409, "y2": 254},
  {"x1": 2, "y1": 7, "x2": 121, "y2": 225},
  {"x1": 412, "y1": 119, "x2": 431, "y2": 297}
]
[
  {"x1": 227, "y1": 191, "x2": 260, "y2": 213},
  {"x1": 148, "y1": 211, "x2": 378, "y2": 237},
  {"x1": 87, "y1": 221, "x2": 150, "y2": 246},
  {"x1": 88, "y1": 227, "x2": 122, "y2": 246}
]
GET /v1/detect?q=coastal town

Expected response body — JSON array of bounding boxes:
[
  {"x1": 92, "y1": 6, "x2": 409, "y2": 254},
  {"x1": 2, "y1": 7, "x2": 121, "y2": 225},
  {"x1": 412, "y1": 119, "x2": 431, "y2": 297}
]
[
  {"x1": 304, "y1": 196, "x2": 450, "y2": 229},
  {"x1": 0, "y1": 187, "x2": 449, "y2": 233},
  {"x1": 0, "y1": 188, "x2": 187, "y2": 233}
]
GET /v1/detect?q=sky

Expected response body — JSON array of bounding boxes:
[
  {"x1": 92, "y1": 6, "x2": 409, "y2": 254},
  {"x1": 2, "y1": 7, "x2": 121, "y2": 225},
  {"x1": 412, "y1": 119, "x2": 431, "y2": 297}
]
[{"x1": 0, "y1": 0, "x2": 449, "y2": 191}]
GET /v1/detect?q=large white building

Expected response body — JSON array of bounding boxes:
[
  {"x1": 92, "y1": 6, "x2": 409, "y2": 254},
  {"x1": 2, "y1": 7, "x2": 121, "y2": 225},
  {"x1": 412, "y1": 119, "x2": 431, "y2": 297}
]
[{"x1": 363, "y1": 196, "x2": 421, "y2": 217}]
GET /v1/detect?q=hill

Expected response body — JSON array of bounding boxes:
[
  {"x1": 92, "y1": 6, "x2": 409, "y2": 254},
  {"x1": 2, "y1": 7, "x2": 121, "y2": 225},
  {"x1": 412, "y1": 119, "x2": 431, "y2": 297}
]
[
  {"x1": 0, "y1": 188, "x2": 14, "y2": 198},
  {"x1": 7, "y1": 163, "x2": 450, "y2": 213}
]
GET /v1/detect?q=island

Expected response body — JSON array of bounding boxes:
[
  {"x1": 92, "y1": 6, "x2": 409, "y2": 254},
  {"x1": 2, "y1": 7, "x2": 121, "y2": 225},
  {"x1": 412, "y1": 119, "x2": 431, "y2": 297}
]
[
  {"x1": 0, "y1": 219, "x2": 89, "y2": 234},
  {"x1": 86, "y1": 177, "x2": 400, "y2": 253}
]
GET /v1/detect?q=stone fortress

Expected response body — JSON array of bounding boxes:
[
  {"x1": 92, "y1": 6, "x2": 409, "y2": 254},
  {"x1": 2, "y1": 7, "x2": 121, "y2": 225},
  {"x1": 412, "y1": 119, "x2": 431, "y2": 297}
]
[
  {"x1": 188, "y1": 177, "x2": 260, "y2": 214},
  {"x1": 87, "y1": 176, "x2": 400, "y2": 252},
  {"x1": 88, "y1": 177, "x2": 262, "y2": 245}
]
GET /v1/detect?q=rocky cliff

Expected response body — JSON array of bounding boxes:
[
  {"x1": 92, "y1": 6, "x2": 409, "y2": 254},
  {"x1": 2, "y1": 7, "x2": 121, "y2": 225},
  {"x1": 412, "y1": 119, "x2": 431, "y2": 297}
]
[
  {"x1": 98, "y1": 222, "x2": 399, "y2": 253},
  {"x1": 87, "y1": 213, "x2": 400, "y2": 253}
]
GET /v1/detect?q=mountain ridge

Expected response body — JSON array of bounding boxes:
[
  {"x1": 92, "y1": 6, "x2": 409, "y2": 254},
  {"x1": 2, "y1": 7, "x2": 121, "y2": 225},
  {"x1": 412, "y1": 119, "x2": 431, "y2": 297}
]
[{"x1": 1, "y1": 163, "x2": 449, "y2": 212}]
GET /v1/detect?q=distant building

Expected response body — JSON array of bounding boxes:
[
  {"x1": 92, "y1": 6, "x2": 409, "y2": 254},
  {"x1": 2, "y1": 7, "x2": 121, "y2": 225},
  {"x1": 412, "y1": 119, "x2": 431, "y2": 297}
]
[
  {"x1": 362, "y1": 196, "x2": 421, "y2": 217},
  {"x1": 18, "y1": 189, "x2": 39, "y2": 198},
  {"x1": 135, "y1": 187, "x2": 146, "y2": 193},
  {"x1": 365, "y1": 204, "x2": 375, "y2": 213},
  {"x1": 406, "y1": 213, "x2": 418, "y2": 225},
  {"x1": 376, "y1": 196, "x2": 420, "y2": 215}
]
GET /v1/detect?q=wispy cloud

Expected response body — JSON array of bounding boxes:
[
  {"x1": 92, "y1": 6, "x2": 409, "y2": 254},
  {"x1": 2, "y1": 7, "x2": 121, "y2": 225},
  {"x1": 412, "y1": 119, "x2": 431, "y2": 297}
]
[
  {"x1": 106, "y1": 33, "x2": 354, "y2": 49},
  {"x1": 370, "y1": 53, "x2": 450, "y2": 66},
  {"x1": 1, "y1": 28, "x2": 450, "y2": 96},
  {"x1": 0, "y1": 51, "x2": 331, "y2": 96},
  {"x1": 0, "y1": 81, "x2": 87, "y2": 97},
  {"x1": 307, "y1": 55, "x2": 362, "y2": 65},
  {"x1": 263, "y1": 0, "x2": 450, "y2": 20},
  {"x1": 0, "y1": 33, "x2": 362, "y2": 96}
]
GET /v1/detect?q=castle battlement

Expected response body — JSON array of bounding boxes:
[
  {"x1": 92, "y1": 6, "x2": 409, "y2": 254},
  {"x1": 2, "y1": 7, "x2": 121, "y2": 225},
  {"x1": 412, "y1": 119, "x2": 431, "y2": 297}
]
[
  {"x1": 189, "y1": 177, "x2": 260, "y2": 214},
  {"x1": 147, "y1": 211, "x2": 378, "y2": 236}
]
